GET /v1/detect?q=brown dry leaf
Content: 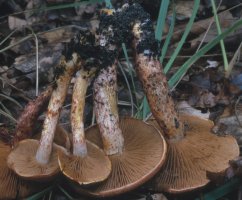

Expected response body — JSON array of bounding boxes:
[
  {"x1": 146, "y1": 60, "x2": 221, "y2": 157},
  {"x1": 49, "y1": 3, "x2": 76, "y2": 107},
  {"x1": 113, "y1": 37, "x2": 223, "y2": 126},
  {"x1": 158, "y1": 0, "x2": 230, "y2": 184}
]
[
  {"x1": 25, "y1": 0, "x2": 46, "y2": 25},
  {"x1": 169, "y1": 0, "x2": 194, "y2": 19},
  {"x1": 226, "y1": 156, "x2": 242, "y2": 178},
  {"x1": 189, "y1": 89, "x2": 217, "y2": 108},
  {"x1": 226, "y1": 42, "x2": 242, "y2": 78},
  {"x1": 13, "y1": 43, "x2": 63, "y2": 84},
  {"x1": 39, "y1": 27, "x2": 75, "y2": 44},
  {"x1": 8, "y1": 16, "x2": 27, "y2": 30},
  {"x1": 0, "y1": 69, "x2": 13, "y2": 96},
  {"x1": 212, "y1": 100, "x2": 242, "y2": 144},
  {"x1": 191, "y1": 11, "x2": 239, "y2": 45},
  {"x1": 75, "y1": 1, "x2": 98, "y2": 18},
  {"x1": 177, "y1": 100, "x2": 210, "y2": 119}
]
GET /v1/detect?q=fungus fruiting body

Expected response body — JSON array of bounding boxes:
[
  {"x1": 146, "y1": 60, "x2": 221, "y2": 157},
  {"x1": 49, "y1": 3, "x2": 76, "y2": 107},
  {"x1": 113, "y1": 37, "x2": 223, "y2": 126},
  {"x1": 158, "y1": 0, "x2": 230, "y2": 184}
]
[
  {"x1": 7, "y1": 53, "x2": 80, "y2": 181},
  {"x1": 0, "y1": 141, "x2": 46, "y2": 199},
  {"x1": 148, "y1": 114, "x2": 239, "y2": 192},
  {"x1": 74, "y1": 63, "x2": 167, "y2": 197},
  {"x1": 130, "y1": 5, "x2": 239, "y2": 193},
  {"x1": 0, "y1": 88, "x2": 70, "y2": 199},
  {"x1": 58, "y1": 68, "x2": 111, "y2": 185},
  {"x1": 70, "y1": 6, "x2": 166, "y2": 197}
]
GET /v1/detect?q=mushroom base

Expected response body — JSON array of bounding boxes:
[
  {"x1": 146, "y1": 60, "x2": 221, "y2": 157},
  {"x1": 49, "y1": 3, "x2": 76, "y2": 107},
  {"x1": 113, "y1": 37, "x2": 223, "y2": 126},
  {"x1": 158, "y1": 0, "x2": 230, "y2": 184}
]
[{"x1": 71, "y1": 118, "x2": 167, "y2": 197}]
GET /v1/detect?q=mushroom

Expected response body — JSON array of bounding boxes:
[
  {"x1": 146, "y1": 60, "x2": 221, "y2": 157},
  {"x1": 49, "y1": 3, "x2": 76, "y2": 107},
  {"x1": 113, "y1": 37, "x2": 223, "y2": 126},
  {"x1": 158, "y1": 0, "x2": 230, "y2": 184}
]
[
  {"x1": 0, "y1": 87, "x2": 55, "y2": 199},
  {"x1": 7, "y1": 52, "x2": 81, "y2": 181},
  {"x1": 0, "y1": 126, "x2": 71, "y2": 199},
  {"x1": 0, "y1": 140, "x2": 46, "y2": 199},
  {"x1": 58, "y1": 67, "x2": 111, "y2": 185},
  {"x1": 73, "y1": 63, "x2": 167, "y2": 197},
  {"x1": 131, "y1": 4, "x2": 239, "y2": 193}
]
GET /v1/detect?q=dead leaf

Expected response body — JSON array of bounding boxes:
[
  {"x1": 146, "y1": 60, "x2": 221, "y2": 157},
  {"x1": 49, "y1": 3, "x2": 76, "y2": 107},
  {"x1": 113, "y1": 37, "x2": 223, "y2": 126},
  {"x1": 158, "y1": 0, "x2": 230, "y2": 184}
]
[
  {"x1": 8, "y1": 16, "x2": 28, "y2": 30},
  {"x1": 13, "y1": 44, "x2": 63, "y2": 84},
  {"x1": 178, "y1": 100, "x2": 210, "y2": 119}
]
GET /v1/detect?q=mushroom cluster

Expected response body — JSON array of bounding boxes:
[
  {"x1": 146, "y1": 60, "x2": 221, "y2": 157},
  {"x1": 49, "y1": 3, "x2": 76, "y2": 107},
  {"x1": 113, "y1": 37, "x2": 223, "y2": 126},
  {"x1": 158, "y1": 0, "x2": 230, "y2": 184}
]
[{"x1": 1, "y1": 2, "x2": 239, "y2": 199}]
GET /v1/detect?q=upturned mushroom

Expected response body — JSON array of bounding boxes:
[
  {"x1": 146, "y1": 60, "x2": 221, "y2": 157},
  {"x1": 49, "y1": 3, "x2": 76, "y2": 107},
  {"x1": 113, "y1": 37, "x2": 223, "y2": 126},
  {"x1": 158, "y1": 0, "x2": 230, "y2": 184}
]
[
  {"x1": 7, "y1": 51, "x2": 81, "y2": 181},
  {"x1": 0, "y1": 87, "x2": 54, "y2": 199},
  {"x1": 58, "y1": 67, "x2": 111, "y2": 185},
  {"x1": 131, "y1": 4, "x2": 239, "y2": 193},
  {"x1": 0, "y1": 139, "x2": 47, "y2": 199},
  {"x1": 73, "y1": 61, "x2": 167, "y2": 197}
]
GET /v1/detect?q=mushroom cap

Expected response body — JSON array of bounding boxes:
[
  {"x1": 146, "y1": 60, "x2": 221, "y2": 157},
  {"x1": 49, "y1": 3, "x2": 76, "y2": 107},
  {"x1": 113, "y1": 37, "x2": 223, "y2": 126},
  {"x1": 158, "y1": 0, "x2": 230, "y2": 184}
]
[
  {"x1": 58, "y1": 140, "x2": 111, "y2": 185},
  {"x1": 71, "y1": 118, "x2": 167, "y2": 197},
  {"x1": 7, "y1": 139, "x2": 67, "y2": 181},
  {"x1": 148, "y1": 114, "x2": 239, "y2": 193},
  {"x1": 0, "y1": 141, "x2": 46, "y2": 199}
]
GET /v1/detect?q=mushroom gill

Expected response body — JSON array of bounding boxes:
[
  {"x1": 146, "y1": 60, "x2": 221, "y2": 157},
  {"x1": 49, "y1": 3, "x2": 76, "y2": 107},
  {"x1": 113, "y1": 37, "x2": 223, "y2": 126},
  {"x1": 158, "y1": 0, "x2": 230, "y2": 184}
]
[{"x1": 148, "y1": 115, "x2": 239, "y2": 192}]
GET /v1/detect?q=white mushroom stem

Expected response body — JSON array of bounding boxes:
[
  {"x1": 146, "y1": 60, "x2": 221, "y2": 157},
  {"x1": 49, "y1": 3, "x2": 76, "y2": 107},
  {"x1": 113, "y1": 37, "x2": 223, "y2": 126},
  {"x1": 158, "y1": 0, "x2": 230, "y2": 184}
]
[
  {"x1": 94, "y1": 64, "x2": 124, "y2": 155},
  {"x1": 36, "y1": 53, "x2": 79, "y2": 164},
  {"x1": 71, "y1": 69, "x2": 94, "y2": 157}
]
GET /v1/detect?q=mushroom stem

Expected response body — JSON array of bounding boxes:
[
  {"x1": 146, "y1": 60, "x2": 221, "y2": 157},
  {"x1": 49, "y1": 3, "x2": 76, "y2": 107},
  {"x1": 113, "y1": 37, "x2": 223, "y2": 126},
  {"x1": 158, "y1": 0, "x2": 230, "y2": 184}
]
[
  {"x1": 36, "y1": 54, "x2": 79, "y2": 164},
  {"x1": 14, "y1": 86, "x2": 53, "y2": 145},
  {"x1": 93, "y1": 63, "x2": 124, "y2": 155},
  {"x1": 71, "y1": 69, "x2": 93, "y2": 157},
  {"x1": 132, "y1": 22, "x2": 184, "y2": 141}
]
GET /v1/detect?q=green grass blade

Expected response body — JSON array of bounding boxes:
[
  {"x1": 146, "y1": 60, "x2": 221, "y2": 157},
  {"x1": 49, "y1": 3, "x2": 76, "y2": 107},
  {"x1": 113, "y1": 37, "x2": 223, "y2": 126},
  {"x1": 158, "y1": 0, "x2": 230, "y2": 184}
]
[
  {"x1": 142, "y1": 96, "x2": 151, "y2": 120},
  {"x1": 0, "y1": 29, "x2": 18, "y2": 46},
  {"x1": 58, "y1": 185, "x2": 75, "y2": 200},
  {"x1": 118, "y1": 62, "x2": 134, "y2": 116},
  {"x1": 160, "y1": 6, "x2": 176, "y2": 65},
  {"x1": 0, "y1": 102, "x2": 12, "y2": 116},
  {"x1": 155, "y1": 0, "x2": 170, "y2": 41},
  {"x1": 211, "y1": 0, "x2": 229, "y2": 71},
  {"x1": 0, "y1": 0, "x2": 103, "y2": 20},
  {"x1": 121, "y1": 43, "x2": 139, "y2": 108},
  {"x1": 135, "y1": 100, "x2": 143, "y2": 119},
  {"x1": 105, "y1": 0, "x2": 113, "y2": 8},
  {"x1": 26, "y1": 186, "x2": 54, "y2": 200},
  {"x1": 168, "y1": 18, "x2": 242, "y2": 89},
  {"x1": 164, "y1": 0, "x2": 200, "y2": 74},
  {"x1": 0, "y1": 109, "x2": 17, "y2": 123},
  {"x1": 0, "y1": 93, "x2": 23, "y2": 108}
]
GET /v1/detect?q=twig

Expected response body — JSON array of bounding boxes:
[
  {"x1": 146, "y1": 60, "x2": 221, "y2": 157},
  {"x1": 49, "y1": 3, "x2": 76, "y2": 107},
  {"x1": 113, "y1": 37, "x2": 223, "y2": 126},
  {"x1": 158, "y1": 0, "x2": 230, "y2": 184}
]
[{"x1": 235, "y1": 95, "x2": 242, "y2": 127}]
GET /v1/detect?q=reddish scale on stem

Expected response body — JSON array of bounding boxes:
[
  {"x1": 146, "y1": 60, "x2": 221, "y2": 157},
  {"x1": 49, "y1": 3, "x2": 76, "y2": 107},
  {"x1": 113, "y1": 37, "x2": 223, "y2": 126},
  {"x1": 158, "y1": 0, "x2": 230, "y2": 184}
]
[{"x1": 13, "y1": 86, "x2": 53, "y2": 144}]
